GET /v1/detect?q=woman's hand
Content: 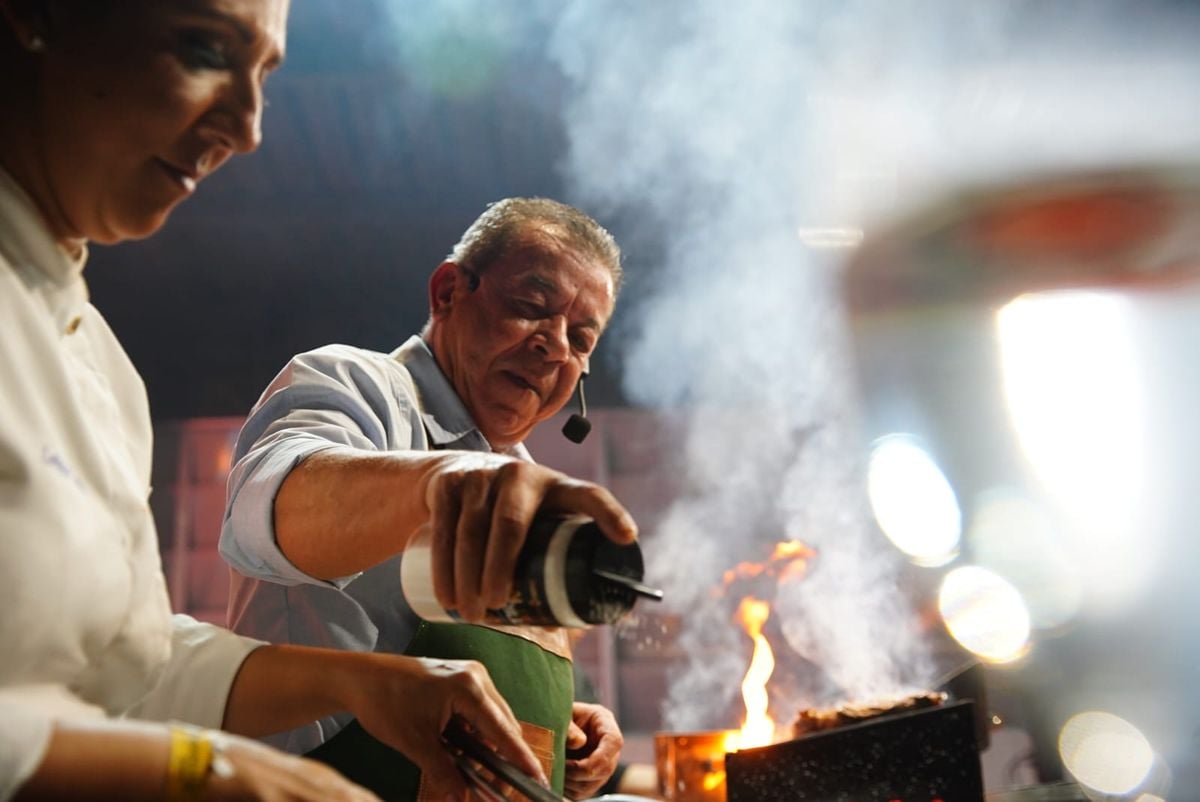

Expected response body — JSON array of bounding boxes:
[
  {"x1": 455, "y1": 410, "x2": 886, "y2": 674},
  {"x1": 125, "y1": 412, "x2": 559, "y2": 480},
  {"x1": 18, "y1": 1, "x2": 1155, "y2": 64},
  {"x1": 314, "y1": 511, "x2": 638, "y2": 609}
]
[
  {"x1": 337, "y1": 653, "x2": 548, "y2": 801},
  {"x1": 207, "y1": 734, "x2": 380, "y2": 801},
  {"x1": 224, "y1": 645, "x2": 546, "y2": 800}
]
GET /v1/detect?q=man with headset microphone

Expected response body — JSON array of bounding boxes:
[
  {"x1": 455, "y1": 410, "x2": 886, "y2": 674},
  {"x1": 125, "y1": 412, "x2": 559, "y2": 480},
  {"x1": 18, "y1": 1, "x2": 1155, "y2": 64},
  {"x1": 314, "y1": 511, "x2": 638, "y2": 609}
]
[{"x1": 219, "y1": 197, "x2": 633, "y2": 801}]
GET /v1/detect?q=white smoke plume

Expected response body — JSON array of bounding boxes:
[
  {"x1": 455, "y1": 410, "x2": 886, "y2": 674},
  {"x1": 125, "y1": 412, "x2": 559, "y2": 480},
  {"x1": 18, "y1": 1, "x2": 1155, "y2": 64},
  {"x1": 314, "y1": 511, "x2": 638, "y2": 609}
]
[
  {"x1": 545, "y1": 0, "x2": 1200, "y2": 730},
  {"x1": 374, "y1": 0, "x2": 1200, "y2": 731}
]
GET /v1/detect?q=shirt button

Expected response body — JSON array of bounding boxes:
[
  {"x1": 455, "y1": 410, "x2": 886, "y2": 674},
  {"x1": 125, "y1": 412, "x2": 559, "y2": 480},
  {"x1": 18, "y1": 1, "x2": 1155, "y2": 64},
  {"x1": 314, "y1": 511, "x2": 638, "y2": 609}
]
[{"x1": 65, "y1": 316, "x2": 82, "y2": 335}]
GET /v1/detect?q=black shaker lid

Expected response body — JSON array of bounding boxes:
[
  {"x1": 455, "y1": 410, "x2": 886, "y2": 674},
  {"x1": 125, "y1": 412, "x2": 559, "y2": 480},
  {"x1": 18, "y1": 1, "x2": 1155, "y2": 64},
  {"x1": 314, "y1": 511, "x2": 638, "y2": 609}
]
[{"x1": 563, "y1": 520, "x2": 654, "y2": 625}]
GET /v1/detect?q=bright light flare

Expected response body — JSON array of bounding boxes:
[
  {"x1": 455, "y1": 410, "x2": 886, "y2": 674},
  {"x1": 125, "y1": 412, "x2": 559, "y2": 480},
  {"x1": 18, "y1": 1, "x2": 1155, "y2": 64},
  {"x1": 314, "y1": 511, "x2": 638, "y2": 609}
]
[
  {"x1": 1059, "y1": 711, "x2": 1155, "y2": 795},
  {"x1": 997, "y1": 291, "x2": 1153, "y2": 611},
  {"x1": 868, "y1": 434, "x2": 962, "y2": 566},
  {"x1": 797, "y1": 226, "x2": 864, "y2": 249},
  {"x1": 734, "y1": 597, "x2": 776, "y2": 749},
  {"x1": 938, "y1": 566, "x2": 1031, "y2": 663}
]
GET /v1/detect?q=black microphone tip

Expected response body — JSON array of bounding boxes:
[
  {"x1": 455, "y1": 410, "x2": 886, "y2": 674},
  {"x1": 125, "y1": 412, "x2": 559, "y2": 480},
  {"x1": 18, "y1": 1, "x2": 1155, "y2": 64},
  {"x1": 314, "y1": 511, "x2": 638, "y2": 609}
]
[{"x1": 562, "y1": 414, "x2": 591, "y2": 443}]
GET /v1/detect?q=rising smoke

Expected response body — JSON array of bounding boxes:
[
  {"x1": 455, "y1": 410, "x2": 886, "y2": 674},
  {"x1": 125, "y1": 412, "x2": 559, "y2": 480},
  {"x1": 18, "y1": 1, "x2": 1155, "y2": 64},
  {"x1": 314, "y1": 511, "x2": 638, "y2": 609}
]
[
  {"x1": 375, "y1": 0, "x2": 1200, "y2": 731},
  {"x1": 544, "y1": 0, "x2": 1200, "y2": 729}
]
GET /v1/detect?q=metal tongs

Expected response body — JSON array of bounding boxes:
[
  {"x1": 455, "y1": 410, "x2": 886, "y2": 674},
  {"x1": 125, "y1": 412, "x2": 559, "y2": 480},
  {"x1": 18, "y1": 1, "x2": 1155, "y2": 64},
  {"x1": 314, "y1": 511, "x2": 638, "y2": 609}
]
[{"x1": 442, "y1": 719, "x2": 565, "y2": 802}]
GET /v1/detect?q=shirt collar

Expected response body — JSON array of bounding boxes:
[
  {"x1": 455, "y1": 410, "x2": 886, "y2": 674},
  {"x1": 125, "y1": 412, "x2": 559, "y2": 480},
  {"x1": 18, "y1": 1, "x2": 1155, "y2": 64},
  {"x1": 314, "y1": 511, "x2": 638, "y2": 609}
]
[
  {"x1": 0, "y1": 166, "x2": 90, "y2": 335},
  {"x1": 391, "y1": 335, "x2": 531, "y2": 460}
]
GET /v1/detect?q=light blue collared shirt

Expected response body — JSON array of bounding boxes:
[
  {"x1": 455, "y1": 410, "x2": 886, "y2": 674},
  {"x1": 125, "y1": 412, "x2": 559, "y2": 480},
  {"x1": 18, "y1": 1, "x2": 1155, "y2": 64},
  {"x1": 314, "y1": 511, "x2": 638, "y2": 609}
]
[{"x1": 220, "y1": 335, "x2": 529, "y2": 753}]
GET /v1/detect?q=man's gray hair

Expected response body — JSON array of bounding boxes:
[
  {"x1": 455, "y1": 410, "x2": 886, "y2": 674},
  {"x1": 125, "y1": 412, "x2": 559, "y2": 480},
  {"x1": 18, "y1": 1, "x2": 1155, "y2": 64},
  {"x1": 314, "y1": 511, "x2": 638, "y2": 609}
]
[{"x1": 447, "y1": 197, "x2": 623, "y2": 296}]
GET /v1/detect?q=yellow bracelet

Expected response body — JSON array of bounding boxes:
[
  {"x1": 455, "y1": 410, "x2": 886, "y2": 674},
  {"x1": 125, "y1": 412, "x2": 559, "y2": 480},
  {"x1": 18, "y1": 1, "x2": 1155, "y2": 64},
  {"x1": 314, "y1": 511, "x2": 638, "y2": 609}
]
[{"x1": 166, "y1": 726, "x2": 234, "y2": 802}]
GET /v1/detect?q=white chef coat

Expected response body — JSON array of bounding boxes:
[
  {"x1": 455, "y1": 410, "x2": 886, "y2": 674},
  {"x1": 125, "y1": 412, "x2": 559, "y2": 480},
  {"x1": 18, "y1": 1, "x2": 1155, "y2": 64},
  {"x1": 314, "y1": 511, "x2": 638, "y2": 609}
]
[{"x1": 0, "y1": 167, "x2": 262, "y2": 801}]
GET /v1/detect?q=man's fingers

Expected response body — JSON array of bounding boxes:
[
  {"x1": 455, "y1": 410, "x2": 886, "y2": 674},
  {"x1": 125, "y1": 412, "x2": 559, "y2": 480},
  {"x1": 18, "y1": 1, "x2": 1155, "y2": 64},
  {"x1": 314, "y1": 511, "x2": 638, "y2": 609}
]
[
  {"x1": 428, "y1": 458, "x2": 636, "y2": 624},
  {"x1": 563, "y1": 772, "x2": 606, "y2": 801},
  {"x1": 565, "y1": 702, "x2": 623, "y2": 796},
  {"x1": 430, "y1": 475, "x2": 463, "y2": 611},
  {"x1": 566, "y1": 720, "x2": 588, "y2": 749},
  {"x1": 545, "y1": 482, "x2": 637, "y2": 544},
  {"x1": 455, "y1": 473, "x2": 493, "y2": 621},
  {"x1": 564, "y1": 733, "x2": 620, "y2": 777},
  {"x1": 564, "y1": 779, "x2": 597, "y2": 800},
  {"x1": 481, "y1": 466, "x2": 540, "y2": 609}
]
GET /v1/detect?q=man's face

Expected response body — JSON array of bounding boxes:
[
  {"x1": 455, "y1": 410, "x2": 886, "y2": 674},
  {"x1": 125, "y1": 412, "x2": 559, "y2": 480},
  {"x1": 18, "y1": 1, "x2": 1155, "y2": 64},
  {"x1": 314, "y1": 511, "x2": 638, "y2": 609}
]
[{"x1": 430, "y1": 233, "x2": 616, "y2": 448}]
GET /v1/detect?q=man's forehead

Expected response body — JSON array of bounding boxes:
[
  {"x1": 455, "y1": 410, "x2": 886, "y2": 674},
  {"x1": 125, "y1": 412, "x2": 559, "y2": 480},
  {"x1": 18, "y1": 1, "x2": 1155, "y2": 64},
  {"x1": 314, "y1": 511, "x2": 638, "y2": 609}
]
[
  {"x1": 499, "y1": 249, "x2": 612, "y2": 295},
  {"x1": 519, "y1": 272, "x2": 559, "y2": 293}
]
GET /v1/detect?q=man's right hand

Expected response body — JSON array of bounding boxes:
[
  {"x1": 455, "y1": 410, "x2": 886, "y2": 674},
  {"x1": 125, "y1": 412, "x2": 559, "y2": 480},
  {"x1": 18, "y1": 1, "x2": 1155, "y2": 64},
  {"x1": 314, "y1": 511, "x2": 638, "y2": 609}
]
[{"x1": 421, "y1": 452, "x2": 638, "y2": 622}]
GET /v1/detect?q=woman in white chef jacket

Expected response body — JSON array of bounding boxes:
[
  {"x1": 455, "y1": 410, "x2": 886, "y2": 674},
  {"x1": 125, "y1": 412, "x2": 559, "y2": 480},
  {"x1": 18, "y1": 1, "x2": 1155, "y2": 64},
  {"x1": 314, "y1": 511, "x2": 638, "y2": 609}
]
[{"x1": 0, "y1": 2, "x2": 545, "y2": 800}]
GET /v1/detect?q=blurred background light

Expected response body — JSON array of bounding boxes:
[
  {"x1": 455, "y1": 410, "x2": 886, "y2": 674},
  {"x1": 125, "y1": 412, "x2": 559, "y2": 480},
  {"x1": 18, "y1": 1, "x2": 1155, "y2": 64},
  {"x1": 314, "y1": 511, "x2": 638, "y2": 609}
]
[
  {"x1": 796, "y1": 226, "x2": 864, "y2": 249},
  {"x1": 1059, "y1": 710, "x2": 1155, "y2": 795},
  {"x1": 867, "y1": 434, "x2": 962, "y2": 566},
  {"x1": 379, "y1": 2, "x2": 528, "y2": 98},
  {"x1": 938, "y1": 565, "x2": 1031, "y2": 663},
  {"x1": 966, "y1": 489, "x2": 1083, "y2": 630},
  {"x1": 996, "y1": 290, "x2": 1154, "y2": 613}
]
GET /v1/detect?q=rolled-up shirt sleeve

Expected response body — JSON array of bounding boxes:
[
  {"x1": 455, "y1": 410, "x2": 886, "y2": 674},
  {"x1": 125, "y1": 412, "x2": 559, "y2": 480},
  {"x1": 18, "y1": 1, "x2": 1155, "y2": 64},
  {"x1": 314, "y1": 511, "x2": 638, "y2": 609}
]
[{"x1": 219, "y1": 345, "x2": 416, "y2": 588}]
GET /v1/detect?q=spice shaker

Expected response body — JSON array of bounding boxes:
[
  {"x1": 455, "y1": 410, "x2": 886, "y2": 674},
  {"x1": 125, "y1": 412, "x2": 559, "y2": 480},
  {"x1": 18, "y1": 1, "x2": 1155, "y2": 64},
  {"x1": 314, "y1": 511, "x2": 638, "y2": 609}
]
[{"x1": 401, "y1": 512, "x2": 662, "y2": 627}]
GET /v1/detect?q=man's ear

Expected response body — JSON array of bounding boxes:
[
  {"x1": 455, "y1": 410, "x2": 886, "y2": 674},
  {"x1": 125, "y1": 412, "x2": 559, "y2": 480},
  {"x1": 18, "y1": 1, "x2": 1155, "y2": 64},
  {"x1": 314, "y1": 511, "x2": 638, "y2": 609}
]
[{"x1": 428, "y1": 261, "x2": 461, "y2": 320}]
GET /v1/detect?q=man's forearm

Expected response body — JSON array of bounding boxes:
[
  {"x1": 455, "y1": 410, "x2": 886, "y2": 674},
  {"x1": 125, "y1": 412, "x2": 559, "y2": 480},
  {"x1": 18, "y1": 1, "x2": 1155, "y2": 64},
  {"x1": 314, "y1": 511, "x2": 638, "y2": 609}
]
[{"x1": 273, "y1": 448, "x2": 446, "y2": 579}]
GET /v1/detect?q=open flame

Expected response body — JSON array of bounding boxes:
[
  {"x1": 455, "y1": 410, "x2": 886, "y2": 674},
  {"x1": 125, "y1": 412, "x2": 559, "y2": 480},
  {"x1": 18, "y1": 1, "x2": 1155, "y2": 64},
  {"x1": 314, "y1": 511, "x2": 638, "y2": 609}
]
[
  {"x1": 718, "y1": 541, "x2": 815, "y2": 755},
  {"x1": 732, "y1": 597, "x2": 776, "y2": 749},
  {"x1": 701, "y1": 599, "x2": 778, "y2": 793},
  {"x1": 721, "y1": 539, "x2": 814, "y2": 752},
  {"x1": 721, "y1": 539, "x2": 815, "y2": 589},
  {"x1": 700, "y1": 541, "x2": 814, "y2": 794}
]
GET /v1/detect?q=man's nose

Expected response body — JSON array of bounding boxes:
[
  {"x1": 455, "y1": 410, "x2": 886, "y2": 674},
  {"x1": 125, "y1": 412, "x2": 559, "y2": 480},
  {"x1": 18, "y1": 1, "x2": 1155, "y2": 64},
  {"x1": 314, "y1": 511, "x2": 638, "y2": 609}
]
[{"x1": 532, "y1": 315, "x2": 570, "y2": 360}]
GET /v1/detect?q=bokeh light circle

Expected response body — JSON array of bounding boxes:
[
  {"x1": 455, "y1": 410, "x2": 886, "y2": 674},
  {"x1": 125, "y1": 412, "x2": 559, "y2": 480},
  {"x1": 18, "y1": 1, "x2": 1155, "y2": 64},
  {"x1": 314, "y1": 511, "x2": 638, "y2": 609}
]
[
  {"x1": 938, "y1": 565, "x2": 1031, "y2": 663},
  {"x1": 1059, "y1": 711, "x2": 1155, "y2": 795},
  {"x1": 867, "y1": 434, "x2": 962, "y2": 566}
]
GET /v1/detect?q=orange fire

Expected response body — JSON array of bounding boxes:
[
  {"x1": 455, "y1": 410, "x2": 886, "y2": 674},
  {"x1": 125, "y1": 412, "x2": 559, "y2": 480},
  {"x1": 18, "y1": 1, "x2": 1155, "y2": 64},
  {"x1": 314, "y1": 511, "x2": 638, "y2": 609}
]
[
  {"x1": 697, "y1": 541, "x2": 814, "y2": 795},
  {"x1": 700, "y1": 597, "x2": 779, "y2": 794},
  {"x1": 720, "y1": 541, "x2": 815, "y2": 752},
  {"x1": 721, "y1": 539, "x2": 814, "y2": 589},
  {"x1": 769, "y1": 541, "x2": 814, "y2": 585},
  {"x1": 728, "y1": 597, "x2": 777, "y2": 751}
]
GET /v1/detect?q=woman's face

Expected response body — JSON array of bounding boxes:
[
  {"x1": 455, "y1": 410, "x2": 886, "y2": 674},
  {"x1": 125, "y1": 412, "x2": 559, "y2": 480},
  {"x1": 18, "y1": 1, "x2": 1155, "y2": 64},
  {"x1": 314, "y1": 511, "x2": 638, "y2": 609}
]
[{"x1": 28, "y1": 0, "x2": 289, "y2": 243}]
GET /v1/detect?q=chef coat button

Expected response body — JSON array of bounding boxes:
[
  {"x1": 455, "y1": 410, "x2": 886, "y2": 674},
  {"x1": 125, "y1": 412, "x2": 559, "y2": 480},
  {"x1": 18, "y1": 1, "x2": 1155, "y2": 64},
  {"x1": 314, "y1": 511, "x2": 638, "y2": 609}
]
[{"x1": 65, "y1": 316, "x2": 82, "y2": 335}]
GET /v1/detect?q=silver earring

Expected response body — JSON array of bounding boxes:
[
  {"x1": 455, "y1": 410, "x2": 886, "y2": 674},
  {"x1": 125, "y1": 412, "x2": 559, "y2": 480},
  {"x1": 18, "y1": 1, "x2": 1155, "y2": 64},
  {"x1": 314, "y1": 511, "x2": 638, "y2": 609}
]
[{"x1": 27, "y1": 35, "x2": 46, "y2": 52}]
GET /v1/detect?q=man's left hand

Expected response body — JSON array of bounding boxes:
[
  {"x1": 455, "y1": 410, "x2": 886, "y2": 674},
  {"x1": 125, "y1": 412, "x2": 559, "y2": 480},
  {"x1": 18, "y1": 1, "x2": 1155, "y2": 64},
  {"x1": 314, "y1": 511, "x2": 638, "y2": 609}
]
[{"x1": 563, "y1": 701, "x2": 624, "y2": 800}]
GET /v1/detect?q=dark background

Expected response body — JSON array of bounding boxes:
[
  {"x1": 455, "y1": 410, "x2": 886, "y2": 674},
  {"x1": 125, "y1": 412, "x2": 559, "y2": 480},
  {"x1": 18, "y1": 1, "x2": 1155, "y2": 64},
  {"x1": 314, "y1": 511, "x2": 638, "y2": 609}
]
[{"x1": 87, "y1": 1, "x2": 646, "y2": 420}]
